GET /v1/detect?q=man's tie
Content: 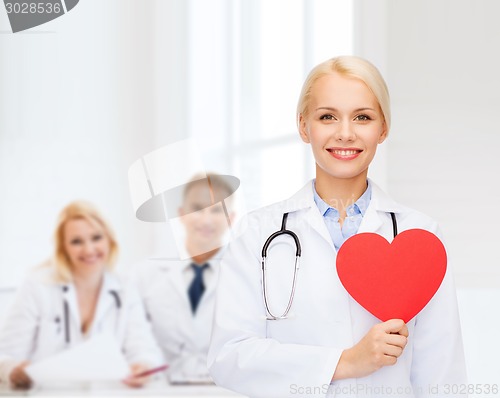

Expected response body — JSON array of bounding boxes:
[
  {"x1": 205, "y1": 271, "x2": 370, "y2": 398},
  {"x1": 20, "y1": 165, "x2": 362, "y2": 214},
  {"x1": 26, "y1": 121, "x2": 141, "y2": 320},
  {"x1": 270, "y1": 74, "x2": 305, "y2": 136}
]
[{"x1": 188, "y1": 263, "x2": 208, "y2": 314}]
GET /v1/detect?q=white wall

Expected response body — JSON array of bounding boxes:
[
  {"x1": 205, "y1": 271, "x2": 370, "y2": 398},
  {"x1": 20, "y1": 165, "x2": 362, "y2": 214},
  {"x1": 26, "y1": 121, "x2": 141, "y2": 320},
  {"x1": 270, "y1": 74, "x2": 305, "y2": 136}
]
[
  {"x1": 0, "y1": 1, "x2": 192, "y2": 286},
  {"x1": 384, "y1": 0, "x2": 500, "y2": 288},
  {"x1": 355, "y1": 0, "x2": 500, "y2": 390}
]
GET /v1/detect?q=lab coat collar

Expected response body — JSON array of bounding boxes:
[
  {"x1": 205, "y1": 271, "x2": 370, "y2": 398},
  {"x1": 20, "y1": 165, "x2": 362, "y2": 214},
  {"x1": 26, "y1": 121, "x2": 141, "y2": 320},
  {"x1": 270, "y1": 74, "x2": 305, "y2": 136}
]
[
  {"x1": 58, "y1": 271, "x2": 122, "y2": 294},
  {"x1": 282, "y1": 178, "x2": 405, "y2": 215},
  {"x1": 281, "y1": 180, "x2": 334, "y2": 251},
  {"x1": 156, "y1": 252, "x2": 222, "y2": 308},
  {"x1": 281, "y1": 179, "x2": 406, "y2": 248},
  {"x1": 369, "y1": 180, "x2": 406, "y2": 214},
  {"x1": 356, "y1": 180, "x2": 403, "y2": 234},
  {"x1": 281, "y1": 180, "x2": 315, "y2": 214}
]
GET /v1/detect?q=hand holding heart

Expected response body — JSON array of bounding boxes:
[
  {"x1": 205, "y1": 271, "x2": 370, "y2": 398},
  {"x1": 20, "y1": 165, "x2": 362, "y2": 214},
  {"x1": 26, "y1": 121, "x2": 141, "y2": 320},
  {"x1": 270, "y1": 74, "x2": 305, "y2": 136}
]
[
  {"x1": 332, "y1": 229, "x2": 447, "y2": 380},
  {"x1": 332, "y1": 319, "x2": 408, "y2": 380}
]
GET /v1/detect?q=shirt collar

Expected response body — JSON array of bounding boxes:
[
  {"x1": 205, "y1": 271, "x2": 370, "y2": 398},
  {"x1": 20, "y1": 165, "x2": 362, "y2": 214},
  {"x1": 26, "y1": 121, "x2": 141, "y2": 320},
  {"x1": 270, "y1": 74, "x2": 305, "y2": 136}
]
[
  {"x1": 313, "y1": 179, "x2": 372, "y2": 217},
  {"x1": 183, "y1": 259, "x2": 211, "y2": 273}
]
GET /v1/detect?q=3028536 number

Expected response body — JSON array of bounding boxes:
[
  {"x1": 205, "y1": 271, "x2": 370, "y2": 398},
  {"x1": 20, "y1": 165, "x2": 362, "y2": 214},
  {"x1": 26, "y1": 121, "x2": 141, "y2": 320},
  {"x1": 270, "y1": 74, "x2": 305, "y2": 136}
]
[
  {"x1": 442, "y1": 384, "x2": 499, "y2": 395},
  {"x1": 5, "y1": 2, "x2": 62, "y2": 14}
]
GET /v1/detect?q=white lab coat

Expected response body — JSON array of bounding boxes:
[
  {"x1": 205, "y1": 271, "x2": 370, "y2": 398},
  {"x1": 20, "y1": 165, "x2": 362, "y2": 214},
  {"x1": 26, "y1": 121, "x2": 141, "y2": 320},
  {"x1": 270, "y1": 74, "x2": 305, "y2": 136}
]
[
  {"x1": 208, "y1": 180, "x2": 467, "y2": 398},
  {"x1": 0, "y1": 266, "x2": 163, "y2": 385},
  {"x1": 134, "y1": 257, "x2": 221, "y2": 382}
]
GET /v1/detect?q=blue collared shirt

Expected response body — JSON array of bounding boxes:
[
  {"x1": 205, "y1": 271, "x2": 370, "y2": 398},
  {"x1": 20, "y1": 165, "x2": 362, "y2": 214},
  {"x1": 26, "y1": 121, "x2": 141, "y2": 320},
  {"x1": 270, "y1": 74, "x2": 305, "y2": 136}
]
[{"x1": 313, "y1": 180, "x2": 372, "y2": 251}]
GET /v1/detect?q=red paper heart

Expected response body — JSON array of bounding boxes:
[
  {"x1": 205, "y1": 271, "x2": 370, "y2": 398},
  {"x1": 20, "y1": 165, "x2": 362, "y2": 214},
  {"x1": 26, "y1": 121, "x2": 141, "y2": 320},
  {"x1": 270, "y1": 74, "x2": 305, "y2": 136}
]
[{"x1": 336, "y1": 229, "x2": 447, "y2": 323}]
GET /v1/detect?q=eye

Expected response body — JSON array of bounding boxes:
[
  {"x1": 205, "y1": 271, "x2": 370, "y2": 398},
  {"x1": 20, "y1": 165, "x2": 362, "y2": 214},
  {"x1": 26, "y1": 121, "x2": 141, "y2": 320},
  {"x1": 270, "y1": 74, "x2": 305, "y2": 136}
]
[
  {"x1": 319, "y1": 114, "x2": 336, "y2": 121},
  {"x1": 211, "y1": 206, "x2": 224, "y2": 214},
  {"x1": 70, "y1": 238, "x2": 82, "y2": 245},
  {"x1": 191, "y1": 204, "x2": 204, "y2": 212},
  {"x1": 92, "y1": 234, "x2": 103, "y2": 242},
  {"x1": 354, "y1": 114, "x2": 372, "y2": 121}
]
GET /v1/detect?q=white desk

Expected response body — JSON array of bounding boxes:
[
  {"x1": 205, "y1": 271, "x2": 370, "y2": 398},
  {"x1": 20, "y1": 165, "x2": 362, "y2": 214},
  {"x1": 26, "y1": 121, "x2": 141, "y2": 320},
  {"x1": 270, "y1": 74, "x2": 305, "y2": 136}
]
[{"x1": 0, "y1": 381, "x2": 245, "y2": 397}]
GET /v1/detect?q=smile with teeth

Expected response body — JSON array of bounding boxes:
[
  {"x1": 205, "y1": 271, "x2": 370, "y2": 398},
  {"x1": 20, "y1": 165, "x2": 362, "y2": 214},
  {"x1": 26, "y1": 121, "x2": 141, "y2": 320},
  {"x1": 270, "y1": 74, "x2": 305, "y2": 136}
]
[
  {"x1": 331, "y1": 149, "x2": 359, "y2": 155},
  {"x1": 80, "y1": 255, "x2": 101, "y2": 264},
  {"x1": 327, "y1": 148, "x2": 362, "y2": 160}
]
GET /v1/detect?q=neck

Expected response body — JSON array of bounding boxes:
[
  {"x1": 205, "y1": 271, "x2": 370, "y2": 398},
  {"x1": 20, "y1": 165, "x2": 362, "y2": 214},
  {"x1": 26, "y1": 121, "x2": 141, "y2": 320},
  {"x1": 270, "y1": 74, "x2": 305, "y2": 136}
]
[
  {"x1": 72, "y1": 270, "x2": 104, "y2": 293},
  {"x1": 189, "y1": 246, "x2": 220, "y2": 265},
  {"x1": 315, "y1": 166, "x2": 368, "y2": 219}
]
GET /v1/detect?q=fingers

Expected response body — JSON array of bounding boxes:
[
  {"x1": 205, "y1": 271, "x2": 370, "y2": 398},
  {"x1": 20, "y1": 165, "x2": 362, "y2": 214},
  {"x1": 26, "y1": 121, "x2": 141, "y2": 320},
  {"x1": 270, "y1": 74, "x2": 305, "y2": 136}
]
[
  {"x1": 371, "y1": 320, "x2": 408, "y2": 362},
  {"x1": 381, "y1": 319, "x2": 408, "y2": 335},
  {"x1": 123, "y1": 376, "x2": 148, "y2": 388},
  {"x1": 10, "y1": 362, "x2": 33, "y2": 389},
  {"x1": 123, "y1": 363, "x2": 149, "y2": 388},
  {"x1": 381, "y1": 321, "x2": 408, "y2": 363},
  {"x1": 383, "y1": 342, "x2": 404, "y2": 359},
  {"x1": 386, "y1": 332, "x2": 408, "y2": 349},
  {"x1": 332, "y1": 319, "x2": 410, "y2": 380},
  {"x1": 397, "y1": 323, "x2": 409, "y2": 337}
]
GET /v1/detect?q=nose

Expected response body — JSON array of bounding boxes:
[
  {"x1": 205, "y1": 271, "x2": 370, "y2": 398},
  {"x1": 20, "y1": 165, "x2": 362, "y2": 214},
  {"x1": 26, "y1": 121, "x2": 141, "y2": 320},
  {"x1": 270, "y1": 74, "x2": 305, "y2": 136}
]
[
  {"x1": 334, "y1": 120, "x2": 356, "y2": 142},
  {"x1": 194, "y1": 207, "x2": 212, "y2": 223},
  {"x1": 82, "y1": 240, "x2": 95, "y2": 255}
]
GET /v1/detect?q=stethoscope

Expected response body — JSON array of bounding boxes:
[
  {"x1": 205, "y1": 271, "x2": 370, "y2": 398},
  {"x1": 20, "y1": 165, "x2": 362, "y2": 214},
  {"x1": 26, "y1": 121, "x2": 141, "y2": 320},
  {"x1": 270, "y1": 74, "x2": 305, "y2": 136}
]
[
  {"x1": 57, "y1": 286, "x2": 121, "y2": 344},
  {"x1": 261, "y1": 211, "x2": 398, "y2": 320}
]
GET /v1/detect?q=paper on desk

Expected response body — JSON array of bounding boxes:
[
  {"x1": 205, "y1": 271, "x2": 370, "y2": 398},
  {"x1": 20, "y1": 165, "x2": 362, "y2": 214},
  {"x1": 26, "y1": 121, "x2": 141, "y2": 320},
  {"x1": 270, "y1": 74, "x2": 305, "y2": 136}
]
[{"x1": 25, "y1": 332, "x2": 130, "y2": 382}]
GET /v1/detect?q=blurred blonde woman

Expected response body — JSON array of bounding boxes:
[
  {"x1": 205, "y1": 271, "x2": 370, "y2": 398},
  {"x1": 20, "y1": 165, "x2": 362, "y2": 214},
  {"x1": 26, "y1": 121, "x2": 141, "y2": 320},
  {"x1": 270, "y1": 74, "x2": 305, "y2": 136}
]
[{"x1": 0, "y1": 201, "x2": 163, "y2": 389}]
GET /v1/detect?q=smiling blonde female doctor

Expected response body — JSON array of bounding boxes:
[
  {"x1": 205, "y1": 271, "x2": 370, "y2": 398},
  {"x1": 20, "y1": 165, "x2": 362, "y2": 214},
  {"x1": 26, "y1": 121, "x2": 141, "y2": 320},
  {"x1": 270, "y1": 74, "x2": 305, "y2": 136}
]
[
  {"x1": 0, "y1": 201, "x2": 163, "y2": 389},
  {"x1": 208, "y1": 56, "x2": 467, "y2": 397}
]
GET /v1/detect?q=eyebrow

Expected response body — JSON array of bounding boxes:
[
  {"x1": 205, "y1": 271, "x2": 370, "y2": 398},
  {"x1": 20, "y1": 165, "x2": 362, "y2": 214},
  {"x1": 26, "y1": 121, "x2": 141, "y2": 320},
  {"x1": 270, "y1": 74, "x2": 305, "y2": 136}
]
[{"x1": 315, "y1": 107, "x2": 377, "y2": 112}]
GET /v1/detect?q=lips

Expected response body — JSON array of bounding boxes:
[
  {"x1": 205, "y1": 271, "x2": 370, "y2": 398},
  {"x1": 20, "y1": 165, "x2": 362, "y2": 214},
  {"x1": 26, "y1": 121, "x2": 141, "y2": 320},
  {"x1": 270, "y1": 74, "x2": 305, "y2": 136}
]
[
  {"x1": 196, "y1": 227, "x2": 217, "y2": 238},
  {"x1": 327, "y1": 147, "x2": 363, "y2": 160},
  {"x1": 78, "y1": 255, "x2": 103, "y2": 265}
]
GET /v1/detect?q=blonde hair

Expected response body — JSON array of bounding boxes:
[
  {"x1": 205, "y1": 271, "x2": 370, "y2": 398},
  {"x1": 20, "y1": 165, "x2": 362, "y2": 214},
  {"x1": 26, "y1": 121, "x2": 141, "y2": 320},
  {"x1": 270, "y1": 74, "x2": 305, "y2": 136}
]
[
  {"x1": 297, "y1": 55, "x2": 391, "y2": 133},
  {"x1": 52, "y1": 201, "x2": 118, "y2": 282}
]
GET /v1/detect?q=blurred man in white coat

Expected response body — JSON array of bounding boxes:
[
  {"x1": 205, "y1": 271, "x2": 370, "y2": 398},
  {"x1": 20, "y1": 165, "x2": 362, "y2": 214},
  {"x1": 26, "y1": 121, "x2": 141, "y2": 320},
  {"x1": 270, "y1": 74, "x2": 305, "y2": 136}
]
[{"x1": 134, "y1": 174, "x2": 235, "y2": 383}]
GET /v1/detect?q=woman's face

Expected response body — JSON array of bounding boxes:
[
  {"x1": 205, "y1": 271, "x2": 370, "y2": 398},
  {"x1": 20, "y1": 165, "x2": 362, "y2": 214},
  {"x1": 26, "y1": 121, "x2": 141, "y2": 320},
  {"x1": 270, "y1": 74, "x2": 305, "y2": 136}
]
[
  {"x1": 299, "y1": 72, "x2": 387, "y2": 182},
  {"x1": 63, "y1": 218, "x2": 110, "y2": 276}
]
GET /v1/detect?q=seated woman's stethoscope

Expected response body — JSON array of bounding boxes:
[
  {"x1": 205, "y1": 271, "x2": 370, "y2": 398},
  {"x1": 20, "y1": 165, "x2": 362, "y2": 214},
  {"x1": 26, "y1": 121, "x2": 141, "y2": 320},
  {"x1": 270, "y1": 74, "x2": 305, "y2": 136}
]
[
  {"x1": 261, "y1": 212, "x2": 398, "y2": 320},
  {"x1": 57, "y1": 286, "x2": 121, "y2": 344}
]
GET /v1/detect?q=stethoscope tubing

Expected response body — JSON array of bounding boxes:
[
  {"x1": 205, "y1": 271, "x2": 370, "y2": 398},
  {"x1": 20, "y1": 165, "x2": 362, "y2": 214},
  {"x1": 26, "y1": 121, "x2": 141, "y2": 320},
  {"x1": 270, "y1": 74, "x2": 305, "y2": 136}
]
[{"x1": 261, "y1": 213, "x2": 301, "y2": 320}]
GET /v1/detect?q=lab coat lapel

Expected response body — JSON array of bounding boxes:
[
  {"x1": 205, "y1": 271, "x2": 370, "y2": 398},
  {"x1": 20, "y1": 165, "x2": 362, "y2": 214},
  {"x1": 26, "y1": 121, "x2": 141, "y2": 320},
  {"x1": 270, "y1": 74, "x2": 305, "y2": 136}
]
[
  {"x1": 167, "y1": 261, "x2": 192, "y2": 310},
  {"x1": 168, "y1": 261, "x2": 197, "y2": 345},
  {"x1": 200, "y1": 260, "x2": 220, "y2": 307},
  {"x1": 358, "y1": 180, "x2": 406, "y2": 235},
  {"x1": 357, "y1": 202, "x2": 384, "y2": 234},
  {"x1": 61, "y1": 283, "x2": 81, "y2": 335},
  {"x1": 91, "y1": 273, "x2": 122, "y2": 331},
  {"x1": 282, "y1": 181, "x2": 335, "y2": 251}
]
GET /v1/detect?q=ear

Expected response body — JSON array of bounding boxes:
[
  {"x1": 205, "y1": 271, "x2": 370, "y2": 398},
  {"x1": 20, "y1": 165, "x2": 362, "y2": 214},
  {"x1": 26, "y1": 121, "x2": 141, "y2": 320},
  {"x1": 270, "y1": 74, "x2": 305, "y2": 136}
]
[
  {"x1": 378, "y1": 121, "x2": 388, "y2": 144},
  {"x1": 298, "y1": 114, "x2": 310, "y2": 143}
]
